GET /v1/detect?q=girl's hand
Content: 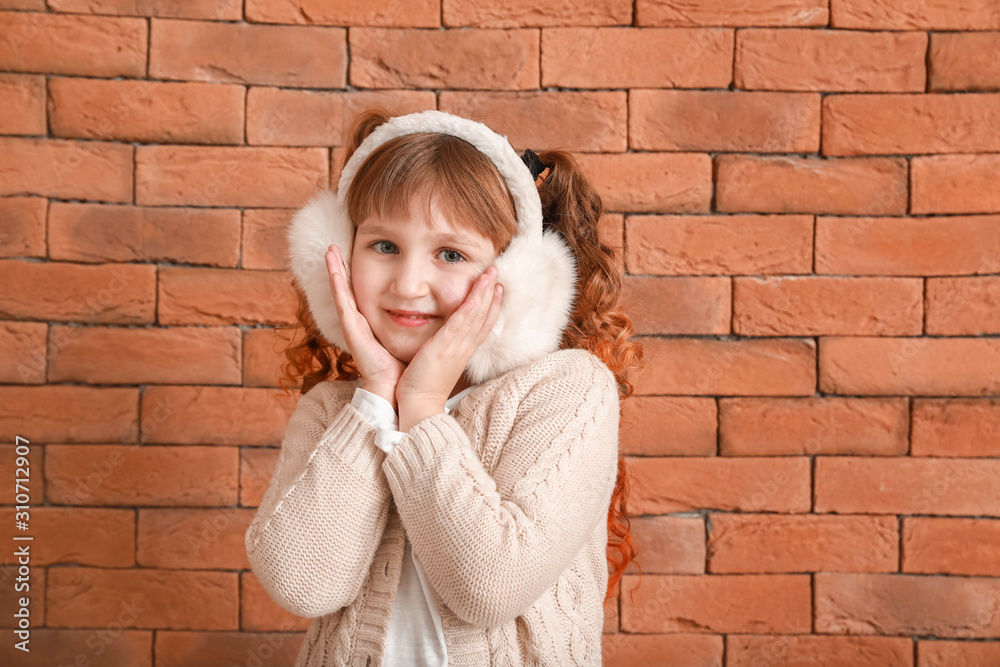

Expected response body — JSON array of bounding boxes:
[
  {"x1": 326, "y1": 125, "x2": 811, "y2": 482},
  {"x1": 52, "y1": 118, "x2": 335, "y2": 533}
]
[
  {"x1": 326, "y1": 244, "x2": 404, "y2": 406},
  {"x1": 396, "y1": 267, "x2": 504, "y2": 431}
]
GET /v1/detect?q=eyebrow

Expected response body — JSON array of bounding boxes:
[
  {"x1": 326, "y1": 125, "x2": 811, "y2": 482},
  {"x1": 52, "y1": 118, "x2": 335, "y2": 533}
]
[{"x1": 355, "y1": 223, "x2": 481, "y2": 248}]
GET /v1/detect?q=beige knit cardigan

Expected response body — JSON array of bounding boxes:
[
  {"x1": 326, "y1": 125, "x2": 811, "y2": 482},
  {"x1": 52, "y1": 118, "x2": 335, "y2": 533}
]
[{"x1": 245, "y1": 348, "x2": 620, "y2": 666}]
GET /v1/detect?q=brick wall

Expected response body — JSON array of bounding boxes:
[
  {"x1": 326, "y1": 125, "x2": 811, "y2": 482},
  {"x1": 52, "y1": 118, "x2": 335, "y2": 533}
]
[{"x1": 1, "y1": 1, "x2": 999, "y2": 665}]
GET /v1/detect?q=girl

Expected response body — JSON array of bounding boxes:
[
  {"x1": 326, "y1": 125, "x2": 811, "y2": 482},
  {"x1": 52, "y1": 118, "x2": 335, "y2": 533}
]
[{"x1": 246, "y1": 108, "x2": 644, "y2": 666}]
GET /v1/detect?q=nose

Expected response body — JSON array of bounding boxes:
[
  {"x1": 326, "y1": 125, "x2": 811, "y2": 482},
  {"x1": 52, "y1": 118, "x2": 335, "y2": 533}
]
[{"x1": 389, "y1": 255, "x2": 430, "y2": 299}]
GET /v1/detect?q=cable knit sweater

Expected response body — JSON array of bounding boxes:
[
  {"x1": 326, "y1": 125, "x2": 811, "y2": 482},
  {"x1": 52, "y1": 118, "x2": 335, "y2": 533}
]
[{"x1": 245, "y1": 348, "x2": 620, "y2": 666}]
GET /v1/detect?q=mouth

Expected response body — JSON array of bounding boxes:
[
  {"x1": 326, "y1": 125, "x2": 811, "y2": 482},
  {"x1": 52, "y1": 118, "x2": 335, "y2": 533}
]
[{"x1": 386, "y1": 309, "x2": 439, "y2": 328}]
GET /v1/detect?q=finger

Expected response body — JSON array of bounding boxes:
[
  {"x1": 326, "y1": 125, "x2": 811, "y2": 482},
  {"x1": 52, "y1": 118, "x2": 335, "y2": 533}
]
[
  {"x1": 330, "y1": 244, "x2": 359, "y2": 311},
  {"x1": 456, "y1": 270, "x2": 491, "y2": 323},
  {"x1": 470, "y1": 268, "x2": 498, "y2": 326},
  {"x1": 326, "y1": 250, "x2": 345, "y2": 303},
  {"x1": 481, "y1": 281, "x2": 504, "y2": 336}
]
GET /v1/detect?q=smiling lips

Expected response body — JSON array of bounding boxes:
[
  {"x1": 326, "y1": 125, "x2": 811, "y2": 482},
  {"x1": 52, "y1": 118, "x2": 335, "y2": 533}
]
[{"x1": 386, "y1": 309, "x2": 439, "y2": 327}]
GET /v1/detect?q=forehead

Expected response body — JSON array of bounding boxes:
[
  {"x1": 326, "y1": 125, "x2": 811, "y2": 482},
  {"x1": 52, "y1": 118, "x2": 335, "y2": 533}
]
[{"x1": 356, "y1": 190, "x2": 491, "y2": 247}]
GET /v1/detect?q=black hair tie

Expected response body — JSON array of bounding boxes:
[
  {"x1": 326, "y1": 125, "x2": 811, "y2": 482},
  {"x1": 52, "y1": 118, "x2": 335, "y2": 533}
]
[{"x1": 521, "y1": 149, "x2": 551, "y2": 181}]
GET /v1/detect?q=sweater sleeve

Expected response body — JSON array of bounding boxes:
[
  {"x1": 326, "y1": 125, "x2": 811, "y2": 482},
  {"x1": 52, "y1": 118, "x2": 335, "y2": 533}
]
[
  {"x1": 381, "y1": 353, "x2": 620, "y2": 628},
  {"x1": 245, "y1": 382, "x2": 391, "y2": 619}
]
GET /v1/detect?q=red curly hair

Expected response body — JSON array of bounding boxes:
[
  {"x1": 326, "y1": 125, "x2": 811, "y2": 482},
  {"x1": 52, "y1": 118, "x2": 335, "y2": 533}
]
[{"x1": 275, "y1": 108, "x2": 645, "y2": 607}]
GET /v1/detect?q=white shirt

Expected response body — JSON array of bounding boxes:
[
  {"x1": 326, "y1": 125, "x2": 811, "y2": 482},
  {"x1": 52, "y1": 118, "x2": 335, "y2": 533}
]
[{"x1": 350, "y1": 385, "x2": 478, "y2": 667}]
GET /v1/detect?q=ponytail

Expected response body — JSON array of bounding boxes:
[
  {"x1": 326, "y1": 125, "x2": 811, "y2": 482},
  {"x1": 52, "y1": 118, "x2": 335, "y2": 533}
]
[{"x1": 538, "y1": 149, "x2": 646, "y2": 607}]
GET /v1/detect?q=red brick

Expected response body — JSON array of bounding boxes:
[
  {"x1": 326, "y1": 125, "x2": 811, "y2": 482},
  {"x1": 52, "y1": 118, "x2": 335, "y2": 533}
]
[
  {"x1": 824, "y1": 93, "x2": 1000, "y2": 156},
  {"x1": 150, "y1": 19, "x2": 346, "y2": 88},
  {"x1": 636, "y1": 337, "x2": 816, "y2": 396},
  {"x1": 733, "y1": 276, "x2": 922, "y2": 336},
  {"x1": 0, "y1": 445, "x2": 45, "y2": 507},
  {"x1": 626, "y1": 516, "x2": 706, "y2": 574},
  {"x1": 820, "y1": 337, "x2": 1000, "y2": 397},
  {"x1": 0, "y1": 629, "x2": 151, "y2": 667},
  {"x1": 637, "y1": 0, "x2": 827, "y2": 26},
  {"x1": 576, "y1": 153, "x2": 712, "y2": 213},
  {"x1": 816, "y1": 572, "x2": 1000, "y2": 637},
  {"x1": 0, "y1": 11, "x2": 146, "y2": 76},
  {"x1": 49, "y1": 78, "x2": 244, "y2": 144},
  {"x1": 156, "y1": 630, "x2": 306, "y2": 666},
  {"x1": 140, "y1": 385, "x2": 297, "y2": 446},
  {"x1": 0, "y1": 385, "x2": 137, "y2": 443},
  {"x1": 0, "y1": 321, "x2": 45, "y2": 384},
  {"x1": 46, "y1": 444, "x2": 238, "y2": 505},
  {"x1": 605, "y1": 583, "x2": 619, "y2": 634},
  {"x1": 912, "y1": 154, "x2": 1000, "y2": 215},
  {"x1": 439, "y1": 91, "x2": 627, "y2": 152},
  {"x1": 0, "y1": 506, "x2": 134, "y2": 566},
  {"x1": 620, "y1": 573, "x2": 811, "y2": 633},
  {"x1": 831, "y1": 0, "x2": 1000, "y2": 30},
  {"x1": 0, "y1": 0, "x2": 43, "y2": 8},
  {"x1": 817, "y1": 215, "x2": 1000, "y2": 276},
  {"x1": 49, "y1": 203, "x2": 241, "y2": 266},
  {"x1": 50, "y1": 0, "x2": 242, "y2": 19},
  {"x1": 719, "y1": 397, "x2": 909, "y2": 456},
  {"x1": 716, "y1": 155, "x2": 907, "y2": 215},
  {"x1": 342, "y1": 91, "x2": 437, "y2": 130},
  {"x1": 0, "y1": 137, "x2": 133, "y2": 201},
  {"x1": 929, "y1": 32, "x2": 1000, "y2": 92},
  {"x1": 737, "y1": 28, "x2": 925, "y2": 92},
  {"x1": 628, "y1": 455, "x2": 810, "y2": 514},
  {"x1": 709, "y1": 514, "x2": 898, "y2": 573},
  {"x1": 135, "y1": 146, "x2": 328, "y2": 207},
  {"x1": 727, "y1": 635, "x2": 913, "y2": 667},
  {"x1": 918, "y1": 640, "x2": 1000, "y2": 666},
  {"x1": 0, "y1": 73, "x2": 44, "y2": 134},
  {"x1": 241, "y1": 571, "x2": 312, "y2": 632},
  {"x1": 0, "y1": 260, "x2": 155, "y2": 323},
  {"x1": 912, "y1": 399, "x2": 1000, "y2": 458},
  {"x1": 815, "y1": 457, "x2": 1000, "y2": 515},
  {"x1": 47, "y1": 325, "x2": 241, "y2": 385},
  {"x1": 0, "y1": 196, "x2": 46, "y2": 258},
  {"x1": 620, "y1": 396, "x2": 717, "y2": 456},
  {"x1": 624, "y1": 214, "x2": 813, "y2": 275},
  {"x1": 444, "y1": 0, "x2": 631, "y2": 27},
  {"x1": 927, "y1": 276, "x2": 1000, "y2": 335},
  {"x1": 599, "y1": 213, "x2": 624, "y2": 274},
  {"x1": 631, "y1": 90, "x2": 820, "y2": 152},
  {"x1": 624, "y1": 275, "x2": 730, "y2": 335},
  {"x1": 138, "y1": 507, "x2": 252, "y2": 569},
  {"x1": 351, "y1": 28, "x2": 539, "y2": 90},
  {"x1": 604, "y1": 634, "x2": 722, "y2": 667},
  {"x1": 247, "y1": 0, "x2": 438, "y2": 26},
  {"x1": 242, "y1": 208, "x2": 293, "y2": 270},
  {"x1": 157, "y1": 267, "x2": 298, "y2": 327},
  {"x1": 0, "y1": 563, "x2": 45, "y2": 625},
  {"x1": 240, "y1": 446, "x2": 279, "y2": 507},
  {"x1": 542, "y1": 27, "x2": 732, "y2": 88},
  {"x1": 903, "y1": 517, "x2": 1000, "y2": 577},
  {"x1": 47, "y1": 567, "x2": 238, "y2": 630},
  {"x1": 247, "y1": 87, "x2": 341, "y2": 146}
]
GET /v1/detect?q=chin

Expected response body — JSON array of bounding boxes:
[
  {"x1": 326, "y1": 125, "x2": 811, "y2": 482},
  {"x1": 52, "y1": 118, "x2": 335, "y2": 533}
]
[{"x1": 377, "y1": 336, "x2": 416, "y2": 365}]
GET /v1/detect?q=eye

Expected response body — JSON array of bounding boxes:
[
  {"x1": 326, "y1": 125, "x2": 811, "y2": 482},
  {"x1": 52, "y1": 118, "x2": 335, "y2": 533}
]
[
  {"x1": 369, "y1": 240, "x2": 397, "y2": 254},
  {"x1": 439, "y1": 249, "x2": 466, "y2": 263}
]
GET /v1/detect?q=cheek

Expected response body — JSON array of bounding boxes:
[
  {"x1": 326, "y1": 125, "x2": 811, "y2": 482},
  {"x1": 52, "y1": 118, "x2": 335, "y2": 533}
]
[
  {"x1": 347, "y1": 260, "x2": 376, "y2": 314},
  {"x1": 440, "y1": 276, "x2": 476, "y2": 311}
]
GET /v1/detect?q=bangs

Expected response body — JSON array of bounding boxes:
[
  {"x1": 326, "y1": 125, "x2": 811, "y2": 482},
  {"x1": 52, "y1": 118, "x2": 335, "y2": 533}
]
[{"x1": 345, "y1": 133, "x2": 519, "y2": 255}]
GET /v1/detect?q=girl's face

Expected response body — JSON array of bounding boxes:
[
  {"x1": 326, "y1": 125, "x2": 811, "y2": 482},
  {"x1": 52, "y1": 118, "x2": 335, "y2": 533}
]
[{"x1": 350, "y1": 189, "x2": 498, "y2": 364}]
